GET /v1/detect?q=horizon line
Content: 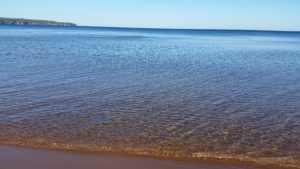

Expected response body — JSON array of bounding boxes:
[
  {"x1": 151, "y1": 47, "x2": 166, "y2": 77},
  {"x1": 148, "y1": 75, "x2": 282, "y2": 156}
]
[
  {"x1": 2, "y1": 24, "x2": 300, "y2": 33},
  {"x1": 1, "y1": 17, "x2": 300, "y2": 33},
  {"x1": 76, "y1": 25, "x2": 300, "y2": 33}
]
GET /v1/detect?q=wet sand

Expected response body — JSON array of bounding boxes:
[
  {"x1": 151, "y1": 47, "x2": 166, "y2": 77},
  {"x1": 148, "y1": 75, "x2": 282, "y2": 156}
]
[{"x1": 0, "y1": 145, "x2": 268, "y2": 169}]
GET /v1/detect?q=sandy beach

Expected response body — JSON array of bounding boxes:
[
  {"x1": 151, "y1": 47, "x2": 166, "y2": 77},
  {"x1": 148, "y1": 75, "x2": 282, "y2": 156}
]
[{"x1": 0, "y1": 144, "x2": 271, "y2": 169}]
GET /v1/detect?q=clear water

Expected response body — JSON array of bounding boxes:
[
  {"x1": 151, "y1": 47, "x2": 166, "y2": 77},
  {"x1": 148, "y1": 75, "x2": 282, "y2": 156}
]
[{"x1": 0, "y1": 26, "x2": 300, "y2": 167}]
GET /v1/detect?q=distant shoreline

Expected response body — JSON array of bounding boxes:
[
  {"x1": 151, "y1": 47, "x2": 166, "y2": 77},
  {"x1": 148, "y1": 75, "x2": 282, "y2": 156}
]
[{"x1": 0, "y1": 17, "x2": 76, "y2": 26}]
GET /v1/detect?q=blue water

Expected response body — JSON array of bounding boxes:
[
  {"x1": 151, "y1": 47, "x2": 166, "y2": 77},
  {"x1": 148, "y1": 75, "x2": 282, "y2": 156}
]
[{"x1": 0, "y1": 26, "x2": 300, "y2": 167}]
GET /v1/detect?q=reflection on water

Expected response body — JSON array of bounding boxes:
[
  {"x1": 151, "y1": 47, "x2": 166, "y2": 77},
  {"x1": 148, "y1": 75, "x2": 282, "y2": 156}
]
[{"x1": 0, "y1": 26, "x2": 300, "y2": 167}]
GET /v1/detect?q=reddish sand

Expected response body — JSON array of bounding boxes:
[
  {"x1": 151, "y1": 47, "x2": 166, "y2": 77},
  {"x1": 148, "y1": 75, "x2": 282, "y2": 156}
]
[{"x1": 0, "y1": 145, "x2": 267, "y2": 169}]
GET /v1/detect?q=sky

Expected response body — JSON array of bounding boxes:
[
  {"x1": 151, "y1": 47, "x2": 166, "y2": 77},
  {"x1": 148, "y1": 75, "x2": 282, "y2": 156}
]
[{"x1": 0, "y1": 0, "x2": 300, "y2": 31}]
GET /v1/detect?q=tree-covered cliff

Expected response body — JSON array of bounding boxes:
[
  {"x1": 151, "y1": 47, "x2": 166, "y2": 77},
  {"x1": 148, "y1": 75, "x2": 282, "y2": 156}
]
[{"x1": 0, "y1": 17, "x2": 77, "y2": 26}]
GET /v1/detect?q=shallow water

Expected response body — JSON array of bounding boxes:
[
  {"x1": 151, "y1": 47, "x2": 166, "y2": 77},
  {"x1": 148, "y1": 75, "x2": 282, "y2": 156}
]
[{"x1": 0, "y1": 26, "x2": 300, "y2": 167}]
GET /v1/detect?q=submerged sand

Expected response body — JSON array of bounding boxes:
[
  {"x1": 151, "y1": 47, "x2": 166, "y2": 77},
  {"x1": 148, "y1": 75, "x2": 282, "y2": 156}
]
[{"x1": 0, "y1": 145, "x2": 271, "y2": 169}]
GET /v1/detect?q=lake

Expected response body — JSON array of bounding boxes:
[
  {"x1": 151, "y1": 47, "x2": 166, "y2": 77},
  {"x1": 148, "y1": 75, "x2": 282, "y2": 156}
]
[{"x1": 0, "y1": 26, "x2": 299, "y2": 167}]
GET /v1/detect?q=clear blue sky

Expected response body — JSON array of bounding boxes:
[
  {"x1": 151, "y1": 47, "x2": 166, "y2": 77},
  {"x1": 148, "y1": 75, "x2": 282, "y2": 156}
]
[{"x1": 1, "y1": 0, "x2": 300, "y2": 31}]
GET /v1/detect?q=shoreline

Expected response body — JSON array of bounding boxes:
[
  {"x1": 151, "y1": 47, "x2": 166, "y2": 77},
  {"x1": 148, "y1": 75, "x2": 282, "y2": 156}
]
[
  {"x1": 0, "y1": 143, "x2": 298, "y2": 169},
  {"x1": 0, "y1": 144, "x2": 264, "y2": 169}
]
